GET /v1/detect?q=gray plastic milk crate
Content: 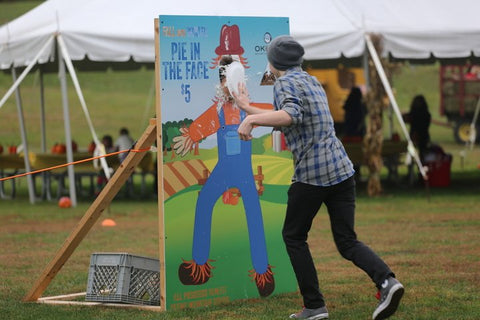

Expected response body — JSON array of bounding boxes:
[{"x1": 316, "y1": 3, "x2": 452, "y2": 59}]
[{"x1": 85, "y1": 253, "x2": 160, "y2": 306}]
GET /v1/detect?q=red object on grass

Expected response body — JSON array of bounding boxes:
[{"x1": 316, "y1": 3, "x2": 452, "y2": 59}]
[{"x1": 58, "y1": 196, "x2": 72, "y2": 208}]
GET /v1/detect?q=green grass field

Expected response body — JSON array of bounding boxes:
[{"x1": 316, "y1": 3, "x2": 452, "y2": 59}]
[
  {"x1": 1, "y1": 1, "x2": 480, "y2": 319},
  {"x1": 1, "y1": 182, "x2": 479, "y2": 319}
]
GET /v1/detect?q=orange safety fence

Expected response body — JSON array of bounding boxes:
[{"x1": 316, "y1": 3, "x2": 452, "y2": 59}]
[{"x1": 0, "y1": 148, "x2": 151, "y2": 182}]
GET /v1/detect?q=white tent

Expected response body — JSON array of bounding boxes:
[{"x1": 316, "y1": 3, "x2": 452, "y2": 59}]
[
  {"x1": 2, "y1": 0, "x2": 480, "y2": 68},
  {"x1": 1, "y1": 0, "x2": 480, "y2": 204}
]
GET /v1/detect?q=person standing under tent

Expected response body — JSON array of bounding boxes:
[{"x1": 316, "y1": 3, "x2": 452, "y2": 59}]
[
  {"x1": 403, "y1": 94, "x2": 432, "y2": 183},
  {"x1": 343, "y1": 86, "x2": 367, "y2": 139},
  {"x1": 234, "y1": 35, "x2": 404, "y2": 320},
  {"x1": 95, "y1": 134, "x2": 115, "y2": 194},
  {"x1": 342, "y1": 86, "x2": 368, "y2": 180},
  {"x1": 115, "y1": 127, "x2": 135, "y2": 163},
  {"x1": 403, "y1": 94, "x2": 431, "y2": 162}
]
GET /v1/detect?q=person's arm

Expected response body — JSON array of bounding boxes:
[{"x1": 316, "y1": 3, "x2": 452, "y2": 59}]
[
  {"x1": 238, "y1": 103, "x2": 272, "y2": 115},
  {"x1": 238, "y1": 110, "x2": 292, "y2": 141}
]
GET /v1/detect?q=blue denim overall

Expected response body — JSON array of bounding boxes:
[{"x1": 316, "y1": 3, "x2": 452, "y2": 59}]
[{"x1": 191, "y1": 108, "x2": 269, "y2": 274}]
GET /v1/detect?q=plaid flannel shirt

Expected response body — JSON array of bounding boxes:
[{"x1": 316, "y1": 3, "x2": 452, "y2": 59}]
[{"x1": 273, "y1": 66, "x2": 354, "y2": 186}]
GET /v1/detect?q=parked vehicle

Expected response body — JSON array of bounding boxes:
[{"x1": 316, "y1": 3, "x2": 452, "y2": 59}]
[{"x1": 440, "y1": 64, "x2": 480, "y2": 143}]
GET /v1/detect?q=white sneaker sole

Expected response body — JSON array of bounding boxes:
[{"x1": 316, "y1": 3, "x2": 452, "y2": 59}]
[
  {"x1": 289, "y1": 312, "x2": 329, "y2": 319},
  {"x1": 308, "y1": 313, "x2": 329, "y2": 320},
  {"x1": 372, "y1": 283, "x2": 404, "y2": 320}
]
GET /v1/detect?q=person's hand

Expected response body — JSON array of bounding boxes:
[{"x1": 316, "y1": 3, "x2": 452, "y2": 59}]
[
  {"x1": 172, "y1": 127, "x2": 194, "y2": 157},
  {"x1": 232, "y1": 82, "x2": 250, "y2": 111},
  {"x1": 238, "y1": 116, "x2": 254, "y2": 141}
]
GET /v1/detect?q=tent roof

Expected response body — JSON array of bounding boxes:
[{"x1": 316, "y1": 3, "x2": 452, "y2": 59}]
[
  {"x1": 347, "y1": 0, "x2": 480, "y2": 59},
  {"x1": 1, "y1": 0, "x2": 480, "y2": 69}
]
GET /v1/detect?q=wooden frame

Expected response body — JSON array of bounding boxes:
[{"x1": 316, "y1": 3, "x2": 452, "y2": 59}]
[
  {"x1": 155, "y1": 17, "x2": 167, "y2": 309},
  {"x1": 22, "y1": 19, "x2": 166, "y2": 312}
]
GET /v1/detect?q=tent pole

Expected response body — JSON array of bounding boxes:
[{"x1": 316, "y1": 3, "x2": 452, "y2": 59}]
[
  {"x1": 467, "y1": 97, "x2": 480, "y2": 150},
  {"x1": 40, "y1": 68, "x2": 47, "y2": 153},
  {"x1": 364, "y1": 45, "x2": 393, "y2": 138},
  {"x1": 388, "y1": 100, "x2": 394, "y2": 138},
  {"x1": 0, "y1": 35, "x2": 54, "y2": 110},
  {"x1": 39, "y1": 67, "x2": 50, "y2": 200},
  {"x1": 57, "y1": 34, "x2": 111, "y2": 180},
  {"x1": 363, "y1": 47, "x2": 370, "y2": 90},
  {"x1": 364, "y1": 33, "x2": 427, "y2": 180},
  {"x1": 11, "y1": 67, "x2": 36, "y2": 204},
  {"x1": 58, "y1": 40, "x2": 77, "y2": 207}
]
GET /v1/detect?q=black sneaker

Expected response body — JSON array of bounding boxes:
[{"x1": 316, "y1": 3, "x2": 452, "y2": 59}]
[
  {"x1": 289, "y1": 306, "x2": 329, "y2": 319},
  {"x1": 372, "y1": 277, "x2": 404, "y2": 320}
]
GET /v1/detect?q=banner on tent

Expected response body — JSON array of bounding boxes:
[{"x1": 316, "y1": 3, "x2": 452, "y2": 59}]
[{"x1": 158, "y1": 15, "x2": 296, "y2": 310}]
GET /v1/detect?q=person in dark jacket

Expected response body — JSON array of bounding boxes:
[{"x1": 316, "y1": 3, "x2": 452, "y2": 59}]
[
  {"x1": 404, "y1": 94, "x2": 431, "y2": 161},
  {"x1": 343, "y1": 86, "x2": 367, "y2": 138}
]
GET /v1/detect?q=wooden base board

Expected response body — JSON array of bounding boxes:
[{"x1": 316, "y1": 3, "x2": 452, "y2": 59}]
[{"x1": 37, "y1": 292, "x2": 164, "y2": 311}]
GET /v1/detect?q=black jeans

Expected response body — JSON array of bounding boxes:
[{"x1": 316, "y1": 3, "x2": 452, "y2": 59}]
[{"x1": 282, "y1": 176, "x2": 394, "y2": 309}]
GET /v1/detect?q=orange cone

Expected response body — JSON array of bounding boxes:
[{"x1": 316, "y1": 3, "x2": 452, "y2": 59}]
[{"x1": 101, "y1": 219, "x2": 116, "y2": 227}]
